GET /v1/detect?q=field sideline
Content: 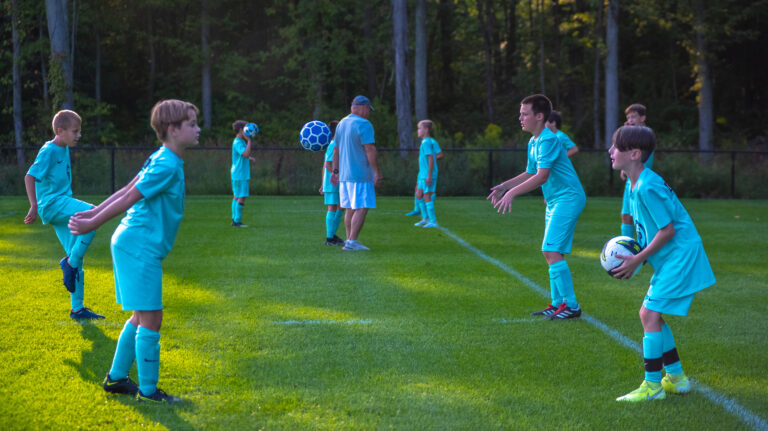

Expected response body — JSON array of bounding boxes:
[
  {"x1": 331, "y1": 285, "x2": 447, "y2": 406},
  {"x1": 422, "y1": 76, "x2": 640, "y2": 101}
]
[{"x1": 1, "y1": 196, "x2": 766, "y2": 430}]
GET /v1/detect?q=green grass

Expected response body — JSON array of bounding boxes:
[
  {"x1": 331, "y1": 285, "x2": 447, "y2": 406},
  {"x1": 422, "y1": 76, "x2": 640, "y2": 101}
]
[{"x1": 1, "y1": 196, "x2": 766, "y2": 430}]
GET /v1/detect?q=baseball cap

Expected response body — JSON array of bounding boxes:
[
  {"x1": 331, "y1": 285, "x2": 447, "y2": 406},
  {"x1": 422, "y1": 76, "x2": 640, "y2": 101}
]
[{"x1": 352, "y1": 95, "x2": 374, "y2": 111}]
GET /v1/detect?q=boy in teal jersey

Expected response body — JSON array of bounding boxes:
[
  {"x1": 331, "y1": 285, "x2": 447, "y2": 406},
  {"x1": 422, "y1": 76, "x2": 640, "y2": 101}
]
[
  {"x1": 545, "y1": 111, "x2": 578, "y2": 158},
  {"x1": 488, "y1": 94, "x2": 586, "y2": 320},
  {"x1": 620, "y1": 103, "x2": 653, "y2": 238},
  {"x1": 405, "y1": 123, "x2": 443, "y2": 217},
  {"x1": 413, "y1": 119, "x2": 442, "y2": 228},
  {"x1": 230, "y1": 120, "x2": 256, "y2": 227},
  {"x1": 609, "y1": 126, "x2": 715, "y2": 402},
  {"x1": 24, "y1": 110, "x2": 104, "y2": 320},
  {"x1": 320, "y1": 120, "x2": 344, "y2": 245},
  {"x1": 69, "y1": 99, "x2": 200, "y2": 403}
]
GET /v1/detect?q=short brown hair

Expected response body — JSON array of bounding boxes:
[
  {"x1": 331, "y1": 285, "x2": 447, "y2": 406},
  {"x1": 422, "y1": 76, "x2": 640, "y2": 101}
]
[
  {"x1": 521, "y1": 94, "x2": 552, "y2": 122},
  {"x1": 612, "y1": 126, "x2": 656, "y2": 163},
  {"x1": 232, "y1": 120, "x2": 247, "y2": 134},
  {"x1": 547, "y1": 111, "x2": 562, "y2": 129},
  {"x1": 624, "y1": 103, "x2": 646, "y2": 117},
  {"x1": 329, "y1": 120, "x2": 339, "y2": 137},
  {"x1": 52, "y1": 110, "x2": 82, "y2": 134},
  {"x1": 418, "y1": 119, "x2": 434, "y2": 137},
  {"x1": 150, "y1": 99, "x2": 199, "y2": 141}
]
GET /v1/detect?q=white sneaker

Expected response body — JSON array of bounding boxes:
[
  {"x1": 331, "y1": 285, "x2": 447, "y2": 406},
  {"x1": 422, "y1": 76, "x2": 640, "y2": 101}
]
[
  {"x1": 414, "y1": 219, "x2": 428, "y2": 227},
  {"x1": 342, "y1": 240, "x2": 370, "y2": 251},
  {"x1": 422, "y1": 222, "x2": 439, "y2": 228}
]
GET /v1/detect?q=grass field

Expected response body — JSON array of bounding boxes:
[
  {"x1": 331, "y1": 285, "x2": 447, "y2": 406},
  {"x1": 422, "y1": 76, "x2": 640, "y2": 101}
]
[{"x1": 1, "y1": 195, "x2": 766, "y2": 430}]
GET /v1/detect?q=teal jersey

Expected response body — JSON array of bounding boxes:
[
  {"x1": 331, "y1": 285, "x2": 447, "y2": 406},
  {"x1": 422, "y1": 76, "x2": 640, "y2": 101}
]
[
  {"x1": 630, "y1": 168, "x2": 715, "y2": 298},
  {"x1": 555, "y1": 130, "x2": 575, "y2": 151},
  {"x1": 26, "y1": 141, "x2": 73, "y2": 224},
  {"x1": 525, "y1": 128, "x2": 585, "y2": 211},
  {"x1": 322, "y1": 140, "x2": 338, "y2": 193},
  {"x1": 114, "y1": 146, "x2": 185, "y2": 260},
  {"x1": 417, "y1": 137, "x2": 441, "y2": 180},
  {"x1": 231, "y1": 137, "x2": 250, "y2": 180},
  {"x1": 645, "y1": 152, "x2": 654, "y2": 170},
  {"x1": 336, "y1": 114, "x2": 375, "y2": 182}
]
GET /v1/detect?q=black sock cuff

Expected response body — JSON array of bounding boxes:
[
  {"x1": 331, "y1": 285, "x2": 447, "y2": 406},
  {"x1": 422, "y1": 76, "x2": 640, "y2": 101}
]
[
  {"x1": 663, "y1": 348, "x2": 680, "y2": 365},
  {"x1": 644, "y1": 357, "x2": 664, "y2": 372}
]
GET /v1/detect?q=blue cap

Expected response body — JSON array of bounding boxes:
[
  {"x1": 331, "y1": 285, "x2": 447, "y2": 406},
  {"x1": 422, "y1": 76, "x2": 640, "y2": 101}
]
[{"x1": 352, "y1": 95, "x2": 374, "y2": 111}]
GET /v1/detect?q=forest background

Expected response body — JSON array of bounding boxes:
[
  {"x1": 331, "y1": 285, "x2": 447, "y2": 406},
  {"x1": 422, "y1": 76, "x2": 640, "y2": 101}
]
[{"x1": 2, "y1": 0, "x2": 767, "y2": 163}]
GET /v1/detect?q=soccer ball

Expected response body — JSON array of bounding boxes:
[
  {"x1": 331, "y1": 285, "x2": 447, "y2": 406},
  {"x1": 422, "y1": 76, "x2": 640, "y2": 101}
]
[
  {"x1": 244, "y1": 123, "x2": 259, "y2": 138},
  {"x1": 299, "y1": 120, "x2": 331, "y2": 152},
  {"x1": 600, "y1": 235, "x2": 642, "y2": 274}
]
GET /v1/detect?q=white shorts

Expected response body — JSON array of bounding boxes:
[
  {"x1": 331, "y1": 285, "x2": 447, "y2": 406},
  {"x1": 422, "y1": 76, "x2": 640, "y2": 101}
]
[{"x1": 339, "y1": 181, "x2": 376, "y2": 210}]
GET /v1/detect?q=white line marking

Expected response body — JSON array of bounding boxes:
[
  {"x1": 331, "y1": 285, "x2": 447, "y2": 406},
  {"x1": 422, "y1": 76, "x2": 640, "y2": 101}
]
[
  {"x1": 0, "y1": 211, "x2": 20, "y2": 219},
  {"x1": 492, "y1": 318, "x2": 539, "y2": 324},
  {"x1": 439, "y1": 226, "x2": 768, "y2": 431},
  {"x1": 275, "y1": 319, "x2": 373, "y2": 326}
]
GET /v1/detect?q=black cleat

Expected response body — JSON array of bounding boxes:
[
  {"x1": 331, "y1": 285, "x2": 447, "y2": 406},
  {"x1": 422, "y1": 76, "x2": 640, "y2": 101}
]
[
  {"x1": 531, "y1": 304, "x2": 560, "y2": 317},
  {"x1": 136, "y1": 388, "x2": 182, "y2": 404},
  {"x1": 60, "y1": 257, "x2": 77, "y2": 293},
  {"x1": 103, "y1": 374, "x2": 139, "y2": 395}
]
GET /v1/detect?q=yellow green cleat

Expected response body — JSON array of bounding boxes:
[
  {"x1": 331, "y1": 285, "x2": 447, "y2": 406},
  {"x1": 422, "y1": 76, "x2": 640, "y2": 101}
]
[
  {"x1": 662, "y1": 373, "x2": 691, "y2": 394},
  {"x1": 616, "y1": 380, "x2": 666, "y2": 402}
]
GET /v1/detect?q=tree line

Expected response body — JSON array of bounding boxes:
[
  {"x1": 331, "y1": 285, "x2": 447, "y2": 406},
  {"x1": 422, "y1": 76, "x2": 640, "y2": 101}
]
[{"x1": 3, "y1": 0, "x2": 767, "y2": 167}]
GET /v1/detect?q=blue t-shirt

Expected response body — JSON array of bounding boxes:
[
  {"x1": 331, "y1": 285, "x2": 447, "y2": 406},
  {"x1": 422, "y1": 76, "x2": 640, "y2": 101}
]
[
  {"x1": 555, "y1": 130, "x2": 575, "y2": 151},
  {"x1": 525, "y1": 128, "x2": 586, "y2": 211},
  {"x1": 322, "y1": 140, "x2": 338, "y2": 193},
  {"x1": 231, "y1": 137, "x2": 250, "y2": 180},
  {"x1": 630, "y1": 168, "x2": 715, "y2": 298},
  {"x1": 26, "y1": 141, "x2": 73, "y2": 224},
  {"x1": 336, "y1": 114, "x2": 375, "y2": 182},
  {"x1": 417, "y1": 137, "x2": 441, "y2": 180},
  {"x1": 113, "y1": 146, "x2": 185, "y2": 260}
]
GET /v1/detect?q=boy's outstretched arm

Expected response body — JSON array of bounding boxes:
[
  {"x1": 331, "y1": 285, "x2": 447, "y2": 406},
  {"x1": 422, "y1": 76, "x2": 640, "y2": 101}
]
[
  {"x1": 612, "y1": 223, "x2": 675, "y2": 280},
  {"x1": 487, "y1": 172, "x2": 533, "y2": 204},
  {"x1": 493, "y1": 169, "x2": 549, "y2": 214},
  {"x1": 24, "y1": 175, "x2": 38, "y2": 224},
  {"x1": 69, "y1": 176, "x2": 143, "y2": 235}
]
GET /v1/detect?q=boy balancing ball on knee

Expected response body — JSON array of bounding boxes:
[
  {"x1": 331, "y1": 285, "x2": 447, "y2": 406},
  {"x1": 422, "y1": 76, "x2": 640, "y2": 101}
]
[
  {"x1": 69, "y1": 99, "x2": 200, "y2": 403},
  {"x1": 608, "y1": 125, "x2": 715, "y2": 402}
]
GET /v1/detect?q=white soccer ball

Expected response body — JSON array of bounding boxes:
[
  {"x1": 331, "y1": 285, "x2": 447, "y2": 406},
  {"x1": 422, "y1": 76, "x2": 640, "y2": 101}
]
[
  {"x1": 600, "y1": 235, "x2": 642, "y2": 274},
  {"x1": 299, "y1": 120, "x2": 332, "y2": 152},
  {"x1": 244, "y1": 123, "x2": 259, "y2": 138}
]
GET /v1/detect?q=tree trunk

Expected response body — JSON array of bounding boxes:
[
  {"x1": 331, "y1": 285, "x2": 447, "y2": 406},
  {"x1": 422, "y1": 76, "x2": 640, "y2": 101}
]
[
  {"x1": 604, "y1": 0, "x2": 619, "y2": 149},
  {"x1": 477, "y1": 0, "x2": 495, "y2": 123},
  {"x1": 552, "y1": 0, "x2": 561, "y2": 106},
  {"x1": 414, "y1": 0, "x2": 428, "y2": 121},
  {"x1": 438, "y1": 0, "x2": 454, "y2": 109},
  {"x1": 46, "y1": 0, "x2": 74, "y2": 110},
  {"x1": 12, "y1": 0, "x2": 26, "y2": 166},
  {"x1": 504, "y1": 0, "x2": 517, "y2": 85},
  {"x1": 364, "y1": 7, "x2": 378, "y2": 98},
  {"x1": 695, "y1": 0, "x2": 714, "y2": 162},
  {"x1": 592, "y1": 0, "x2": 603, "y2": 148},
  {"x1": 201, "y1": 0, "x2": 212, "y2": 129},
  {"x1": 392, "y1": 0, "x2": 413, "y2": 153},
  {"x1": 39, "y1": 13, "x2": 50, "y2": 110},
  {"x1": 537, "y1": 0, "x2": 545, "y2": 93}
]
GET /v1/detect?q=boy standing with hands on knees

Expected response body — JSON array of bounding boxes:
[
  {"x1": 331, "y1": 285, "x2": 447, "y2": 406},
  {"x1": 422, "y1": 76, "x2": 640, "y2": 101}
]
[{"x1": 69, "y1": 99, "x2": 200, "y2": 403}]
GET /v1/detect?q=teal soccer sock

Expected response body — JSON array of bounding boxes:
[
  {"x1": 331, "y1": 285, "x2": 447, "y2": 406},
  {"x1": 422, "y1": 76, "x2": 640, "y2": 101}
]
[
  {"x1": 325, "y1": 210, "x2": 336, "y2": 238},
  {"x1": 643, "y1": 331, "x2": 663, "y2": 382},
  {"x1": 418, "y1": 199, "x2": 427, "y2": 219},
  {"x1": 70, "y1": 267, "x2": 84, "y2": 311},
  {"x1": 109, "y1": 320, "x2": 138, "y2": 380},
  {"x1": 425, "y1": 201, "x2": 436, "y2": 223},
  {"x1": 234, "y1": 202, "x2": 244, "y2": 223},
  {"x1": 67, "y1": 230, "x2": 95, "y2": 268},
  {"x1": 231, "y1": 199, "x2": 237, "y2": 221},
  {"x1": 550, "y1": 260, "x2": 578, "y2": 309},
  {"x1": 136, "y1": 326, "x2": 161, "y2": 396},
  {"x1": 333, "y1": 210, "x2": 344, "y2": 236},
  {"x1": 547, "y1": 264, "x2": 562, "y2": 305},
  {"x1": 413, "y1": 194, "x2": 419, "y2": 212},
  {"x1": 621, "y1": 223, "x2": 634, "y2": 238},
  {"x1": 661, "y1": 323, "x2": 684, "y2": 374}
]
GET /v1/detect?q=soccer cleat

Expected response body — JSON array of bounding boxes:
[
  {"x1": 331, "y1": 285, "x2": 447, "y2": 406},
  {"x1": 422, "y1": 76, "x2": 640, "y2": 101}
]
[
  {"x1": 414, "y1": 220, "x2": 428, "y2": 227},
  {"x1": 405, "y1": 210, "x2": 421, "y2": 216},
  {"x1": 136, "y1": 388, "x2": 182, "y2": 404},
  {"x1": 616, "y1": 380, "x2": 666, "y2": 402},
  {"x1": 231, "y1": 221, "x2": 248, "y2": 227},
  {"x1": 422, "y1": 222, "x2": 439, "y2": 228},
  {"x1": 661, "y1": 373, "x2": 691, "y2": 394},
  {"x1": 342, "y1": 240, "x2": 370, "y2": 251},
  {"x1": 70, "y1": 307, "x2": 105, "y2": 320},
  {"x1": 547, "y1": 304, "x2": 582, "y2": 320},
  {"x1": 531, "y1": 304, "x2": 560, "y2": 317},
  {"x1": 60, "y1": 257, "x2": 77, "y2": 293},
  {"x1": 103, "y1": 374, "x2": 139, "y2": 395},
  {"x1": 331, "y1": 235, "x2": 345, "y2": 245}
]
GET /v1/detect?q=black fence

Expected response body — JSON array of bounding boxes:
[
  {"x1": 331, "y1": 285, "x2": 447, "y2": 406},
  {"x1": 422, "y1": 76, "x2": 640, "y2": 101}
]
[{"x1": 2, "y1": 146, "x2": 767, "y2": 199}]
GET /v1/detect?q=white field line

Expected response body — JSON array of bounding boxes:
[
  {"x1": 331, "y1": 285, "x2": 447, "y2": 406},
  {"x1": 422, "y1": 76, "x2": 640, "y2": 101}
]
[
  {"x1": 275, "y1": 319, "x2": 373, "y2": 326},
  {"x1": 0, "y1": 211, "x2": 20, "y2": 219},
  {"x1": 439, "y1": 226, "x2": 768, "y2": 431}
]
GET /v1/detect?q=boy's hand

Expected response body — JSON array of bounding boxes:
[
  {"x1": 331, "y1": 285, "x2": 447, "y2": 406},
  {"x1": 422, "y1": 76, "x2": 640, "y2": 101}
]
[
  {"x1": 330, "y1": 173, "x2": 339, "y2": 186},
  {"x1": 318, "y1": 186, "x2": 324, "y2": 195},
  {"x1": 24, "y1": 207, "x2": 38, "y2": 224},
  {"x1": 493, "y1": 190, "x2": 515, "y2": 214},
  {"x1": 68, "y1": 213, "x2": 96, "y2": 235},
  {"x1": 610, "y1": 254, "x2": 642, "y2": 279},
  {"x1": 487, "y1": 185, "x2": 505, "y2": 205},
  {"x1": 425, "y1": 177, "x2": 432, "y2": 187}
]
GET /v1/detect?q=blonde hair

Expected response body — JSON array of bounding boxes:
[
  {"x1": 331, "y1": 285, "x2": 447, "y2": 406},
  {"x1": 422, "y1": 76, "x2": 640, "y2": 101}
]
[
  {"x1": 52, "y1": 110, "x2": 82, "y2": 134},
  {"x1": 150, "y1": 99, "x2": 200, "y2": 141},
  {"x1": 418, "y1": 119, "x2": 434, "y2": 137}
]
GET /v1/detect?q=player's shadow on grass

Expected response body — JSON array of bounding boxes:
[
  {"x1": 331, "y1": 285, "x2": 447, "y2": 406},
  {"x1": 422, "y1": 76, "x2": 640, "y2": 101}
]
[{"x1": 64, "y1": 320, "x2": 195, "y2": 429}]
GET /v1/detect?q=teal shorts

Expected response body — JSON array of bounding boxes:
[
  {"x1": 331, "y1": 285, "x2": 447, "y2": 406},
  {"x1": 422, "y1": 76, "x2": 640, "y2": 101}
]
[
  {"x1": 643, "y1": 293, "x2": 695, "y2": 317},
  {"x1": 232, "y1": 179, "x2": 249, "y2": 198},
  {"x1": 417, "y1": 178, "x2": 437, "y2": 194},
  {"x1": 47, "y1": 197, "x2": 94, "y2": 252},
  {"x1": 324, "y1": 191, "x2": 340, "y2": 205},
  {"x1": 111, "y1": 243, "x2": 163, "y2": 311}
]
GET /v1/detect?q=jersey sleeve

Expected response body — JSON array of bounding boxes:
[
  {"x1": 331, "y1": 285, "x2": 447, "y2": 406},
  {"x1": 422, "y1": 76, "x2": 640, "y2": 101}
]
[
  {"x1": 640, "y1": 182, "x2": 675, "y2": 232},
  {"x1": 135, "y1": 155, "x2": 177, "y2": 200},
  {"x1": 360, "y1": 121, "x2": 375, "y2": 145},
  {"x1": 536, "y1": 134, "x2": 559, "y2": 169},
  {"x1": 561, "y1": 133, "x2": 575, "y2": 149},
  {"x1": 233, "y1": 138, "x2": 247, "y2": 157},
  {"x1": 431, "y1": 138, "x2": 442, "y2": 154},
  {"x1": 525, "y1": 141, "x2": 537, "y2": 175},
  {"x1": 27, "y1": 145, "x2": 52, "y2": 180}
]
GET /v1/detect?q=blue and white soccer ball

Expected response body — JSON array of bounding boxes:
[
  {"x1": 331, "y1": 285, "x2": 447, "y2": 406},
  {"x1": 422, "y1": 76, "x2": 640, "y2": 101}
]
[
  {"x1": 299, "y1": 120, "x2": 332, "y2": 152},
  {"x1": 600, "y1": 235, "x2": 643, "y2": 275},
  {"x1": 244, "y1": 123, "x2": 259, "y2": 138}
]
